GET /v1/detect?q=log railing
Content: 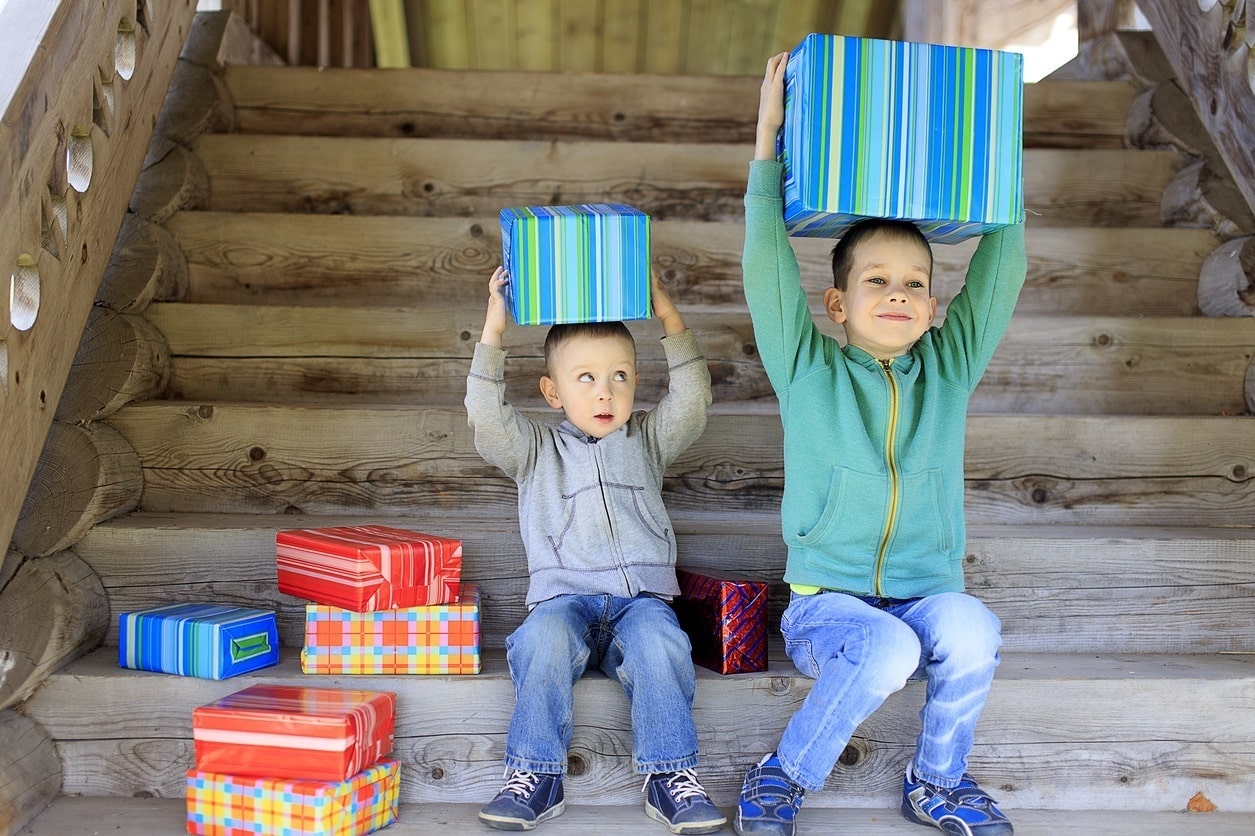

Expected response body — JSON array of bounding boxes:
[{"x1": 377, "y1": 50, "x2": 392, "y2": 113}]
[{"x1": 0, "y1": 1, "x2": 197, "y2": 829}]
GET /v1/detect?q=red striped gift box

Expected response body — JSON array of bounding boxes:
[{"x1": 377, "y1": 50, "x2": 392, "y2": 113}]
[
  {"x1": 192, "y1": 684, "x2": 396, "y2": 782},
  {"x1": 673, "y1": 568, "x2": 768, "y2": 675},
  {"x1": 277, "y1": 525, "x2": 461, "y2": 612}
]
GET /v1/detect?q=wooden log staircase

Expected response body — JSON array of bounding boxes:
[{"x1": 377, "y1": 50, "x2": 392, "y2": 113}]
[{"x1": 10, "y1": 8, "x2": 1255, "y2": 836}]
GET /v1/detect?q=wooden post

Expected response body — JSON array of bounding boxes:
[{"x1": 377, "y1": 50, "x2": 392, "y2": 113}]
[
  {"x1": 1198, "y1": 236, "x2": 1255, "y2": 317},
  {"x1": 0, "y1": 550, "x2": 108, "y2": 711},
  {"x1": 0, "y1": 711, "x2": 61, "y2": 834},
  {"x1": 1135, "y1": 0, "x2": 1255, "y2": 223},
  {"x1": 95, "y1": 213, "x2": 189, "y2": 312},
  {"x1": 56, "y1": 307, "x2": 171, "y2": 423}
]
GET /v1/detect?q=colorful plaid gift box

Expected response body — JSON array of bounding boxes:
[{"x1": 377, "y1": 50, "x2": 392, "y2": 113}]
[
  {"x1": 185, "y1": 758, "x2": 400, "y2": 836},
  {"x1": 672, "y1": 568, "x2": 768, "y2": 675},
  {"x1": 302, "y1": 584, "x2": 482, "y2": 675},
  {"x1": 782, "y1": 33, "x2": 1024, "y2": 244},
  {"x1": 192, "y1": 684, "x2": 397, "y2": 782},
  {"x1": 277, "y1": 525, "x2": 462, "y2": 612},
  {"x1": 117, "y1": 603, "x2": 279, "y2": 680},
  {"x1": 499, "y1": 203, "x2": 651, "y2": 325}
]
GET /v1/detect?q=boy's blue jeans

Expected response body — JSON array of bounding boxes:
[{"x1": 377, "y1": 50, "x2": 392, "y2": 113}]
[
  {"x1": 776, "y1": 590, "x2": 1002, "y2": 792},
  {"x1": 503, "y1": 593, "x2": 700, "y2": 775}
]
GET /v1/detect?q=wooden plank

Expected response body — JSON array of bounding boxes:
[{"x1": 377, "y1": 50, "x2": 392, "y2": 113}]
[
  {"x1": 557, "y1": 0, "x2": 598, "y2": 71},
  {"x1": 102, "y1": 405, "x2": 1255, "y2": 525},
  {"x1": 466, "y1": 0, "x2": 514, "y2": 70},
  {"x1": 74, "y1": 511, "x2": 1255, "y2": 654},
  {"x1": 0, "y1": 0, "x2": 197, "y2": 558},
  {"x1": 22, "y1": 798, "x2": 1255, "y2": 836},
  {"x1": 684, "y1": 0, "x2": 733, "y2": 75},
  {"x1": 601, "y1": 0, "x2": 643, "y2": 74},
  {"x1": 514, "y1": 0, "x2": 557, "y2": 70},
  {"x1": 167, "y1": 212, "x2": 1215, "y2": 315},
  {"x1": 222, "y1": 66, "x2": 1134, "y2": 147},
  {"x1": 640, "y1": 0, "x2": 685, "y2": 74},
  {"x1": 24, "y1": 649, "x2": 1255, "y2": 811},
  {"x1": 146, "y1": 304, "x2": 1255, "y2": 415},
  {"x1": 189, "y1": 134, "x2": 1182, "y2": 225}
]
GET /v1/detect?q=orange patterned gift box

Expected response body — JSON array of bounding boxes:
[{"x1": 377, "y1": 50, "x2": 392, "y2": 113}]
[
  {"x1": 277, "y1": 525, "x2": 462, "y2": 612},
  {"x1": 192, "y1": 684, "x2": 396, "y2": 783},
  {"x1": 302, "y1": 585, "x2": 481, "y2": 675},
  {"x1": 185, "y1": 758, "x2": 399, "y2": 836}
]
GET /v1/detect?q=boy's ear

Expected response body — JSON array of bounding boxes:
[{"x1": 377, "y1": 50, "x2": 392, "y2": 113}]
[
  {"x1": 823, "y1": 287, "x2": 847, "y2": 324},
  {"x1": 539, "y1": 375, "x2": 562, "y2": 408}
]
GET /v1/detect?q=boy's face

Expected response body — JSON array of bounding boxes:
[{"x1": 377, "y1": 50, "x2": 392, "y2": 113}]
[
  {"x1": 539, "y1": 333, "x2": 638, "y2": 438},
  {"x1": 823, "y1": 231, "x2": 937, "y2": 360}
]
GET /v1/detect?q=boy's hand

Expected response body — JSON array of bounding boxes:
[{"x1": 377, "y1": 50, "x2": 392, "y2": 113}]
[
  {"x1": 481, "y1": 266, "x2": 509, "y2": 347},
  {"x1": 651, "y1": 270, "x2": 686, "y2": 336},
  {"x1": 756, "y1": 51, "x2": 788, "y2": 161}
]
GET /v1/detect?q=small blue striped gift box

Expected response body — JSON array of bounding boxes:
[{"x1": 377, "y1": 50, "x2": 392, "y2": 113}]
[
  {"x1": 118, "y1": 603, "x2": 279, "y2": 680},
  {"x1": 782, "y1": 34, "x2": 1024, "y2": 244},
  {"x1": 499, "y1": 204, "x2": 651, "y2": 325}
]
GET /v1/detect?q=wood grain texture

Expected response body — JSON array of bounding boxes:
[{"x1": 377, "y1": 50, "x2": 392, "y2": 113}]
[
  {"x1": 75, "y1": 512, "x2": 1255, "y2": 655},
  {"x1": 0, "y1": 711, "x2": 60, "y2": 836},
  {"x1": 189, "y1": 135, "x2": 1183, "y2": 226},
  {"x1": 56, "y1": 307, "x2": 170, "y2": 423},
  {"x1": 23, "y1": 650, "x2": 1255, "y2": 811}
]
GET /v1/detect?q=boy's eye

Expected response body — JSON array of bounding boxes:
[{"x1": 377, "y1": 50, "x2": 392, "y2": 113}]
[
  {"x1": 578, "y1": 372, "x2": 594, "y2": 383},
  {"x1": 613, "y1": 371, "x2": 628, "y2": 382},
  {"x1": 908, "y1": 280, "x2": 926, "y2": 289},
  {"x1": 867, "y1": 276, "x2": 885, "y2": 285}
]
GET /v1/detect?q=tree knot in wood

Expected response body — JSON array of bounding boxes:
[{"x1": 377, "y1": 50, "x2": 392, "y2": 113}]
[
  {"x1": 196, "y1": 405, "x2": 214, "y2": 419},
  {"x1": 430, "y1": 766, "x2": 445, "y2": 780},
  {"x1": 837, "y1": 742, "x2": 864, "y2": 767},
  {"x1": 248, "y1": 446, "x2": 266, "y2": 462},
  {"x1": 567, "y1": 753, "x2": 587, "y2": 776}
]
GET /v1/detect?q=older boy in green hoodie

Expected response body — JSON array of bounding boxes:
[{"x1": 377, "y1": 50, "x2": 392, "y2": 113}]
[{"x1": 734, "y1": 52, "x2": 1028, "y2": 836}]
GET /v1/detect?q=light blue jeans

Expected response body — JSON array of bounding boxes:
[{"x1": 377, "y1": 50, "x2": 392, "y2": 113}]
[
  {"x1": 776, "y1": 590, "x2": 1002, "y2": 792},
  {"x1": 503, "y1": 593, "x2": 700, "y2": 775}
]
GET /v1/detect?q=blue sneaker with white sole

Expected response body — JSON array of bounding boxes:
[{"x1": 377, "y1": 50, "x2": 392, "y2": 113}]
[
  {"x1": 901, "y1": 765, "x2": 1014, "y2": 835},
  {"x1": 478, "y1": 769, "x2": 565, "y2": 831}
]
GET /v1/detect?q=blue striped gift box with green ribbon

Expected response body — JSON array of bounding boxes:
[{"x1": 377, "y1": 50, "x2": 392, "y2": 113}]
[
  {"x1": 118, "y1": 603, "x2": 279, "y2": 680},
  {"x1": 499, "y1": 204, "x2": 651, "y2": 326},
  {"x1": 782, "y1": 34, "x2": 1024, "y2": 245}
]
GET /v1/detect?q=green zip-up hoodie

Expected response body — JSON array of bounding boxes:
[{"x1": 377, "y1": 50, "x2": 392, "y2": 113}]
[{"x1": 743, "y1": 160, "x2": 1027, "y2": 599}]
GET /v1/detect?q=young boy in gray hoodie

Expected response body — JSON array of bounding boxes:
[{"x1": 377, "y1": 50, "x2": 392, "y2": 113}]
[{"x1": 466, "y1": 265, "x2": 724, "y2": 834}]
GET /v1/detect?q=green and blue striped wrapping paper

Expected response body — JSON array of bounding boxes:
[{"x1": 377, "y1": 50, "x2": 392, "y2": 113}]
[
  {"x1": 118, "y1": 603, "x2": 279, "y2": 680},
  {"x1": 782, "y1": 34, "x2": 1024, "y2": 245},
  {"x1": 499, "y1": 204, "x2": 651, "y2": 325}
]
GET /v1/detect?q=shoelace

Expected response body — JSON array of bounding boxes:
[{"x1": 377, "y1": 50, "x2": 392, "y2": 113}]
[
  {"x1": 501, "y1": 769, "x2": 543, "y2": 799},
  {"x1": 642, "y1": 768, "x2": 710, "y2": 803}
]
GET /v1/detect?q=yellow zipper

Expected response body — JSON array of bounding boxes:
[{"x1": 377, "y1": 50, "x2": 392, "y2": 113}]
[{"x1": 872, "y1": 358, "x2": 900, "y2": 596}]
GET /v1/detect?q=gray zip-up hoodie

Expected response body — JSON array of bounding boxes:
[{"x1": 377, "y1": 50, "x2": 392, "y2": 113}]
[{"x1": 465, "y1": 329, "x2": 711, "y2": 608}]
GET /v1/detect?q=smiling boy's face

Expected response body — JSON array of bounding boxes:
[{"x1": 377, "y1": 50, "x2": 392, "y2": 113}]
[
  {"x1": 539, "y1": 332, "x2": 638, "y2": 438},
  {"x1": 824, "y1": 230, "x2": 937, "y2": 360}
]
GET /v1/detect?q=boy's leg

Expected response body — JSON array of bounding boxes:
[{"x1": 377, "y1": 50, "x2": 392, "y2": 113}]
[
  {"x1": 892, "y1": 592, "x2": 1002, "y2": 786},
  {"x1": 481, "y1": 596, "x2": 597, "y2": 830},
  {"x1": 503, "y1": 595, "x2": 597, "y2": 773},
  {"x1": 602, "y1": 595, "x2": 726, "y2": 834},
  {"x1": 599, "y1": 595, "x2": 699, "y2": 773},
  {"x1": 775, "y1": 591, "x2": 921, "y2": 790},
  {"x1": 736, "y1": 592, "x2": 920, "y2": 835},
  {"x1": 892, "y1": 593, "x2": 1012, "y2": 835}
]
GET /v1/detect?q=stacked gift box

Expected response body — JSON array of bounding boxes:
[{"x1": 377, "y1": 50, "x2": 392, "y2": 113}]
[
  {"x1": 187, "y1": 683, "x2": 400, "y2": 835},
  {"x1": 499, "y1": 203, "x2": 652, "y2": 325},
  {"x1": 781, "y1": 33, "x2": 1024, "y2": 244},
  {"x1": 276, "y1": 525, "x2": 480, "y2": 675}
]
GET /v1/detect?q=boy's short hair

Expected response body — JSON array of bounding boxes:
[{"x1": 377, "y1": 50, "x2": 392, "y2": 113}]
[
  {"x1": 543, "y1": 321, "x2": 635, "y2": 373},
  {"x1": 830, "y1": 219, "x2": 934, "y2": 291}
]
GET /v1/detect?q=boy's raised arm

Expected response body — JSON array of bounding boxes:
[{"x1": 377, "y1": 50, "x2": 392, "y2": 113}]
[{"x1": 480, "y1": 266, "x2": 510, "y2": 348}]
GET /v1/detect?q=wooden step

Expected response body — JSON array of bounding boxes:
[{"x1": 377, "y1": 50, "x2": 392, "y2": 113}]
[
  {"x1": 168, "y1": 213, "x2": 1218, "y2": 316},
  {"x1": 222, "y1": 66, "x2": 1137, "y2": 149},
  {"x1": 189, "y1": 135, "x2": 1183, "y2": 226},
  {"x1": 25, "y1": 797, "x2": 1255, "y2": 835},
  {"x1": 21, "y1": 649, "x2": 1255, "y2": 812},
  {"x1": 146, "y1": 304, "x2": 1255, "y2": 415},
  {"x1": 101, "y1": 405, "x2": 1255, "y2": 525},
  {"x1": 76, "y1": 512, "x2": 1255, "y2": 655}
]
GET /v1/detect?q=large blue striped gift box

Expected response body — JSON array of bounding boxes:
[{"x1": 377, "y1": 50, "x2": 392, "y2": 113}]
[
  {"x1": 117, "y1": 603, "x2": 279, "y2": 680},
  {"x1": 782, "y1": 33, "x2": 1024, "y2": 244},
  {"x1": 499, "y1": 203, "x2": 651, "y2": 325}
]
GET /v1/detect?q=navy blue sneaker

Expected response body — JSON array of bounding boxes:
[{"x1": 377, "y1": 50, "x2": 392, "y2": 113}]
[
  {"x1": 901, "y1": 765, "x2": 1014, "y2": 835},
  {"x1": 478, "y1": 769, "x2": 565, "y2": 830},
  {"x1": 734, "y1": 753, "x2": 805, "y2": 836},
  {"x1": 644, "y1": 769, "x2": 727, "y2": 834}
]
